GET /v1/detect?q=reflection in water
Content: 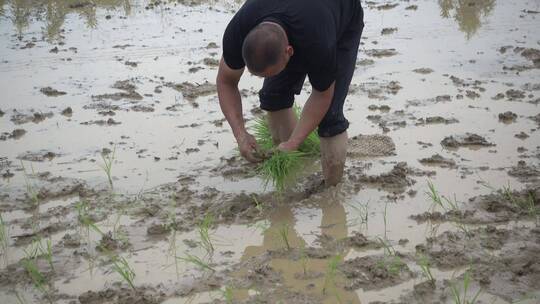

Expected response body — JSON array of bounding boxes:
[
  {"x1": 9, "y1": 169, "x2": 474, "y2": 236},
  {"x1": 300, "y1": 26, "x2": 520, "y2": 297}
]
[
  {"x1": 439, "y1": 0, "x2": 496, "y2": 39},
  {"x1": 237, "y1": 196, "x2": 362, "y2": 303},
  {"x1": 1, "y1": 0, "x2": 133, "y2": 41}
]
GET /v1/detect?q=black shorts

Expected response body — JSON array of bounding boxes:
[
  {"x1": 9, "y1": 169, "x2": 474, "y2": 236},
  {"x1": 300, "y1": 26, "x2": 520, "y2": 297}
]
[{"x1": 258, "y1": 6, "x2": 364, "y2": 138}]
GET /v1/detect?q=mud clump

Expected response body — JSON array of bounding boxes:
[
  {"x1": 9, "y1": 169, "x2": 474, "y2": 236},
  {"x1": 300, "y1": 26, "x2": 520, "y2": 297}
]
[
  {"x1": 0, "y1": 129, "x2": 26, "y2": 140},
  {"x1": 350, "y1": 162, "x2": 414, "y2": 192},
  {"x1": 61, "y1": 107, "x2": 73, "y2": 116},
  {"x1": 203, "y1": 57, "x2": 219, "y2": 66},
  {"x1": 498, "y1": 111, "x2": 517, "y2": 123},
  {"x1": 529, "y1": 113, "x2": 540, "y2": 126},
  {"x1": 10, "y1": 111, "x2": 54, "y2": 124},
  {"x1": 413, "y1": 67, "x2": 433, "y2": 74},
  {"x1": 348, "y1": 134, "x2": 396, "y2": 157},
  {"x1": 166, "y1": 81, "x2": 216, "y2": 100},
  {"x1": 419, "y1": 154, "x2": 456, "y2": 168},
  {"x1": 365, "y1": 48, "x2": 398, "y2": 58},
  {"x1": 78, "y1": 287, "x2": 161, "y2": 304},
  {"x1": 416, "y1": 116, "x2": 458, "y2": 125},
  {"x1": 381, "y1": 27, "x2": 397, "y2": 35},
  {"x1": 17, "y1": 150, "x2": 58, "y2": 162},
  {"x1": 40, "y1": 86, "x2": 66, "y2": 96},
  {"x1": 441, "y1": 133, "x2": 494, "y2": 149},
  {"x1": 506, "y1": 89, "x2": 526, "y2": 100},
  {"x1": 92, "y1": 80, "x2": 143, "y2": 101},
  {"x1": 376, "y1": 3, "x2": 399, "y2": 10},
  {"x1": 96, "y1": 231, "x2": 129, "y2": 252},
  {"x1": 340, "y1": 254, "x2": 414, "y2": 291},
  {"x1": 515, "y1": 131, "x2": 529, "y2": 139},
  {"x1": 508, "y1": 160, "x2": 540, "y2": 184},
  {"x1": 81, "y1": 118, "x2": 121, "y2": 126}
]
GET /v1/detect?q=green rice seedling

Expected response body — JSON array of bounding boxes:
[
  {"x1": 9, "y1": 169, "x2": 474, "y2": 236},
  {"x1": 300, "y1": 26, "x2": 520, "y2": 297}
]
[
  {"x1": 99, "y1": 146, "x2": 116, "y2": 190},
  {"x1": 382, "y1": 201, "x2": 389, "y2": 239},
  {"x1": 111, "y1": 255, "x2": 136, "y2": 290},
  {"x1": 417, "y1": 254, "x2": 435, "y2": 285},
  {"x1": 0, "y1": 213, "x2": 8, "y2": 264},
  {"x1": 222, "y1": 285, "x2": 234, "y2": 304},
  {"x1": 75, "y1": 200, "x2": 103, "y2": 236},
  {"x1": 15, "y1": 291, "x2": 28, "y2": 304},
  {"x1": 21, "y1": 258, "x2": 47, "y2": 295},
  {"x1": 198, "y1": 213, "x2": 215, "y2": 255},
  {"x1": 38, "y1": 238, "x2": 54, "y2": 271},
  {"x1": 346, "y1": 201, "x2": 369, "y2": 230},
  {"x1": 277, "y1": 223, "x2": 291, "y2": 251},
  {"x1": 322, "y1": 254, "x2": 342, "y2": 303},
  {"x1": 252, "y1": 195, "x2": 264, "y2": 214},
  {"x1": 502, "y1": 183, "x2": 539, "y2": 222},
  {"x1": 425, "y1": 181, "x2": 472, "y2": 237},
  {"x1": 257, "y1": 150, "x2": 307, "y2": 192},
  {"x1": 449, "y1": 268, "x2": 481, "y2": 304},
  {"x1": 299, "y1": 243, "x2": 308, "y2": 275},
  {"x1": 376, "y1": 237, "x2": 405, "y2": 276},
  {"x1": 21, "y1": 161, "x2": 39, "y2": 208},
  {"x1": 177, "y1": 252, "x2": 215, "y2": 272}
]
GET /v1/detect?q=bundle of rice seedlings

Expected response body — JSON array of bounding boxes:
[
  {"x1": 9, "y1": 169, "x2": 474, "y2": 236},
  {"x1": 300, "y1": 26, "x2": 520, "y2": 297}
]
[{"x1": 252, "y1": 106, "x2": 320, "y2": 192}]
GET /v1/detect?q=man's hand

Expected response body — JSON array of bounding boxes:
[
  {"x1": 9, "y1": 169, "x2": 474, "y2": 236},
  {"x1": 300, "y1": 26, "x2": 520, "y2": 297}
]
[{"x1": 237, "y1": 132, "x2": 262, "y2": 163}]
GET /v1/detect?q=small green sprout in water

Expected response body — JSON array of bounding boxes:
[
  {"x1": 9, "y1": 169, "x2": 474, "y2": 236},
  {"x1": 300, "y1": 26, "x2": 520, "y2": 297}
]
[
  {"x1": 449, "y1": 268, "x2": 482, "y2": 304},
  {"x1": 21, "y1": 161, "x2": 39, "y2": 208},
  {"x1": 0, "y1": 213, "x2": 9, "y2": 264},
  {"x1": 111, "y1": 255, "x2": 136, "y2": 291},
  {"x1": 376, "y1": 237, "x2": 405, "y2": 276},
  {"x1": 277, "y1": 223, "x2": 291, "y2": 251},
  {"x1": 322, "y1": 254, "x2": 342, "y2": 303},
  {"x1": 222, "y1": 285, "x2": 234, "y2": 304},
  {"x1": 177, "y1": 252, "x2": 215, "y2": 272},
  {"x1": 417, "y1": 254, "x2": 435, "y2": 285},
  {"x1": 22, "y1": 258, "x2": 47, "y2": 294},
  {"x1": 299, "y1": 243, "x2": 308, "y2": 276},
  {"x1": 75, "y1": 200, "x2": 103, "y2": 236},
  {"x1": 99, "y1": 146, "x2": 116, "y2": 190},
  {"x1": 425, "y1": 181, "x2": 472, "y2": 237},
  {"x1": 502, "y1": 183, "x2": 538, "y2": 223},
  {"x1": 198, "y1": 213, "x2": 215, "y2": 255}
]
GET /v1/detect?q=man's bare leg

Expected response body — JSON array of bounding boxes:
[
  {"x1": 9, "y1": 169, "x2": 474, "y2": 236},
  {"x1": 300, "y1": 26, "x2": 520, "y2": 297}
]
[
  {"x1": 267, "y1": 108, "x2": 297, "y2": 144},
  {"x1": 320, "y1": 131, "x2": 348, "y2": 187}
]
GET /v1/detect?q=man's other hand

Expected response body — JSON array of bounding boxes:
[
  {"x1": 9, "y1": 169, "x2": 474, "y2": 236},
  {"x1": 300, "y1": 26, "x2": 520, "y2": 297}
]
[{"x1": 237, "y1": 132, "x2": 262, "y2": 163}]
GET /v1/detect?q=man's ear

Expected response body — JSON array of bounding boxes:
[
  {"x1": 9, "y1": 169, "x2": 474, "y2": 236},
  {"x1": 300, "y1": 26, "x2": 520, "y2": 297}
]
[{"x1": 286, "y1": 45, "x2": 294, "y2": 57}]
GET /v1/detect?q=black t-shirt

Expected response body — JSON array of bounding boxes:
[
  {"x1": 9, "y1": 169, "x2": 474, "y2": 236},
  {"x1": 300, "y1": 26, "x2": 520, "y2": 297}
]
[{"x1": 223, "y1": 0, "x2": 360, "y2": 92}]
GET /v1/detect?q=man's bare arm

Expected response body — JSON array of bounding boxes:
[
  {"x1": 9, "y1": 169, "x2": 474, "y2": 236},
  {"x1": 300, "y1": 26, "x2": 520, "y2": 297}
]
[
  {"x1": 279, "y1": 82, "x2": 335, "y2": 151},
  {"x1": 216, "y1": 57, "x2": 261, "y2": 162}
]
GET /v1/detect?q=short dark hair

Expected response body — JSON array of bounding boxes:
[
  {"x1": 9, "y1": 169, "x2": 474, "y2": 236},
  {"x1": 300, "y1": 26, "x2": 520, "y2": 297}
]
[{"x1": 242, "y1": 23, "x2": 287, "y2": 74}]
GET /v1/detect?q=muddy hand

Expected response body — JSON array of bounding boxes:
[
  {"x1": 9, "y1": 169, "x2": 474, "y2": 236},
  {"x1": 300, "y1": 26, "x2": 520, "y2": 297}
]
[{"x1": 237, "y1": 132, "x2": 262, "y2": 163}]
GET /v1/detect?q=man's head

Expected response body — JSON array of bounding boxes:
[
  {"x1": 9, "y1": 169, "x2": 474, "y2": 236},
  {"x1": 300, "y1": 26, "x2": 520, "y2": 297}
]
[{"x1": 242, "y1": 22, "x2": 294, "y2": 77}]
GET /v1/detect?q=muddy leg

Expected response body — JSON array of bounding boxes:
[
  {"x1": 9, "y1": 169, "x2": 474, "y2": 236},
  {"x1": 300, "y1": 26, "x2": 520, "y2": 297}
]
[
  {"x1": 320, "y1": 131, "x2": 348, "y2": 187},
  {"x1": 267, "y1": 107, "x2": 297, "y2": 144}
]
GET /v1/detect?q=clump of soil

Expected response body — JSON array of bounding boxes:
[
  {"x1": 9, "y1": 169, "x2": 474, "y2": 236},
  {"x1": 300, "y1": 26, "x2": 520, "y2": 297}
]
[
  {"x1": 498, "y1": 111, "x2": 517, "y2": 122},
  {"x1": 376, "y1": 3, "x2": 399, "y2": 10},
  {"x1": 61, "y1": 107, "x2": 73, "y2": 116},
  {"x1": 367, "y1": 104, "x2": 391, "y2": 112},
  {"x1": 441, "y1": 133, "x2": 494, "y2": 148},
  {"x1": 381, "y1": 27, "x2": 397, "y2": 35},
  {"x1": 365, "y1": 48, "x2": 398, "y2": 58},
  {"x1": 17, "y1": 150, "x2": 58, "y2": 162},
  {"x1": 166, "y1": 81, "x2": 216, "y2": 100},
  {"x1": 10, "y1": 111, "x2": 54, "y2": 124},
  {"x1": 419, "y1": 154, "x2": 456, "y2": 168},
  {"x1": 40, "y1": 86, "x2": 66, "y2": 96},
  {"x1": 0, "y1": 129, "x2": 26, "y2": 140},
  {"x1": 80, "y1": 118, "x2": 121, "y2": 126},
  {"x1": 348, "y1": 134, "x2": 396, "y2": 157},
  {"x1": 78, "y1": 287, "x2": 162, "y2": 304},
  {"x1": 413, "y1": 67, "x2": 433, "y2": 74},
  {"x1": 96, "y1": 231, "x2": 130, "y2": 252},
  {"x1": 349, "y1": 162, "x2": 415, "y2": 192},
  {"x1": 339, "y1": 254, "x2": 414, "y2": 291},
  {"x1": 508, "y1": 160, "x2": 540, "y2": 184},
  {"x1": 506, "y1": 89, "x2": 526, "y2": 100},
  {"x1": 92, "y1": 80, "x2": 143, "y2": 101},
  {"x1": 416, "y1": 116, "x2": 458, "y2": 125}
]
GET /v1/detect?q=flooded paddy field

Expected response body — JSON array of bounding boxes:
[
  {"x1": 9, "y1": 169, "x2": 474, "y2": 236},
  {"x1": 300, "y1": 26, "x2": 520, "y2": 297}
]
[{"x1": 0, "y1": 0, "x2": 539, "y2": 303}]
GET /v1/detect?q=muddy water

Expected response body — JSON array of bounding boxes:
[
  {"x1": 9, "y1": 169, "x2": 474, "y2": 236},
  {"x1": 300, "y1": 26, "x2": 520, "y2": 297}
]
[{"x1": 1, "y1": 0, "x2": 540, "y2": 303}]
